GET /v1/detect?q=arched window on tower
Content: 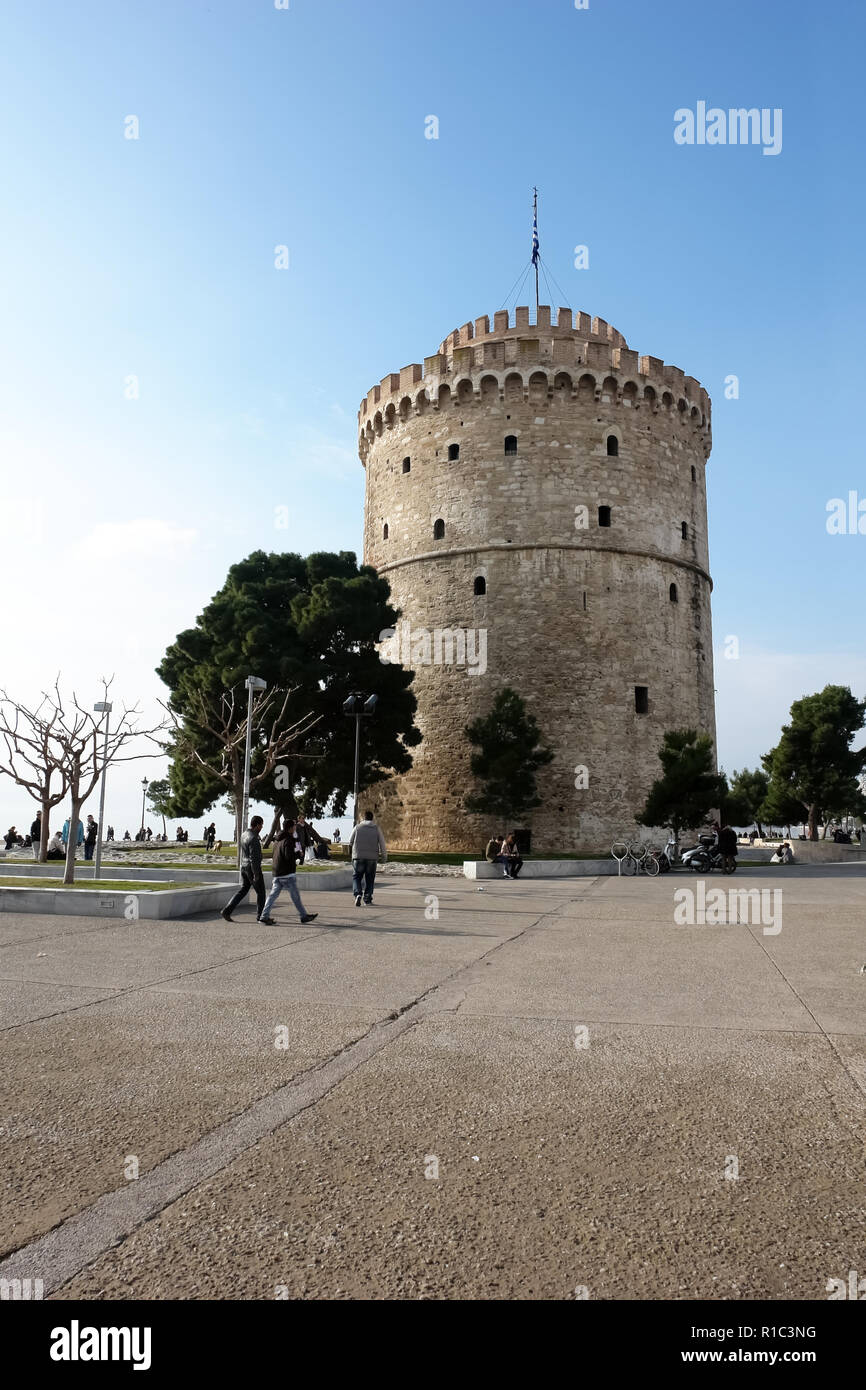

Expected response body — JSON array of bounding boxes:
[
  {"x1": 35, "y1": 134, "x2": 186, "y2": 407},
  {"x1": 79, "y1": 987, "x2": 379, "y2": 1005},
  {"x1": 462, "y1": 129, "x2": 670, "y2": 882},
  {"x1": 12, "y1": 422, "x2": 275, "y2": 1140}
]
[
  {"x1": 606, "y1": 435, "x2": 619, "y2": 456},
  {"x1": 433, "y1": 518, "x2": 445, "y2": 540},
  {"x1": 448, "y1": 443, "x2": 459, "y2": 461},
  {"x1": 669, "y1": 582, "x2": 678, "y2": 603},
  {"x1": 473, "y1": 575, "x2": 486, "y2": 595},
  {"x1": 504, "y1": 435, "x2": 518, "y2": 456},
  {"x1": 681, "y1": 521, "x2": 689, "y2": 539}
]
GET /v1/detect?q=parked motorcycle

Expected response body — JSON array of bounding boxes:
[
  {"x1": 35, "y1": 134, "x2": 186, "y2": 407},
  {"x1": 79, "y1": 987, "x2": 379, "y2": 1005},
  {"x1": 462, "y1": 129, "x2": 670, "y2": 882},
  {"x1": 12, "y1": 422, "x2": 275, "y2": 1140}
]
[{"x1": 681, "y1": 832, "x2": 736, "y2": 874}]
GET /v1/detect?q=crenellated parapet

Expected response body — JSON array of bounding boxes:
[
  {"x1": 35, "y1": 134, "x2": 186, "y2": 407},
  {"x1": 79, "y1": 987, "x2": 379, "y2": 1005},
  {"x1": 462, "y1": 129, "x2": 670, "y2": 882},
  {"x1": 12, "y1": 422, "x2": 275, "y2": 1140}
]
[{"x1": 358, "y1": 305, "x2": 711, "y2": 460}]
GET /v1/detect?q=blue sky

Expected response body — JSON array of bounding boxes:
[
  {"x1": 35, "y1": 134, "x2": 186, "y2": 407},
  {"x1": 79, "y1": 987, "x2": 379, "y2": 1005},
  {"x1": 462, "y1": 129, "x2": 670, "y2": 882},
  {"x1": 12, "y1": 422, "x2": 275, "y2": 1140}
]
[{"x1": 1, "y1": 0, "x2": 863, "y2": 837}]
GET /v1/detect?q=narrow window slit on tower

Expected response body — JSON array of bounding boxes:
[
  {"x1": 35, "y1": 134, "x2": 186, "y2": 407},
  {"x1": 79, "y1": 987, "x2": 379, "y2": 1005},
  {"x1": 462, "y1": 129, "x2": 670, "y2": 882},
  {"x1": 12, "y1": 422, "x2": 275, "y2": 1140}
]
[
  {"x1": 635, "y1": 686, "x2": 649, "y2": 714},
  {"x1": 598, "y1": 506, "x2": 611, "y2": 528},
  {"x1": 383, "y1": 523, "x2": 389, "y2": 540},
  {"x1": 448, "y1": 443, "x2": 459, "y2": 461},
  {"x1": 403, "y1": 457, "x2": 411, "y2": 473},
  {"x1": 669, "y1": 583, "x2": 678, "y2": 602},
  {"x1": 681, "y1": 521, "x2": 688, "y2": 539}
]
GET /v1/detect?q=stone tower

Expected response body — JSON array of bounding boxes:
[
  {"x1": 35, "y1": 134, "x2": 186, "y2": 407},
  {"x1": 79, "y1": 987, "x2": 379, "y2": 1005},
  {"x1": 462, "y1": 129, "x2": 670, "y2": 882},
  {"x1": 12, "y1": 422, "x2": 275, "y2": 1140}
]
[{"x1": 358, "y1": 305, "x2": 716, "y2": 853}]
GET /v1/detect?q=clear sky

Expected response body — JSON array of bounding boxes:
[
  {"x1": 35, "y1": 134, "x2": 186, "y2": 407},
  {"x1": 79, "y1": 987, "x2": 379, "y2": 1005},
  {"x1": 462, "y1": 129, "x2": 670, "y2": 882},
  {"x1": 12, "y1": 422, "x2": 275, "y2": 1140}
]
[{"x1": 0, "y1": 0, "x2": 863, "y2": 839}]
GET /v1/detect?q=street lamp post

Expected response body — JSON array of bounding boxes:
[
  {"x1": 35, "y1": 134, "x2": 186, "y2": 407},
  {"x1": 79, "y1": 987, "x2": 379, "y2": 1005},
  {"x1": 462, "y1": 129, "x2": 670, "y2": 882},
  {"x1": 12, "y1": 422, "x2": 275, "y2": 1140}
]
[
  {"x1": 342, "y1": 693, "x2": 378, "y2": 824},
  {"x1": 93, "y1": 701, "x2": 112, "y2": 880},
  {"x1": 240, "y1": 676, "x2": 267, "y2": 877},
  {"x1": 140, "y1": 777, "x2": 149, "y2": 837}
]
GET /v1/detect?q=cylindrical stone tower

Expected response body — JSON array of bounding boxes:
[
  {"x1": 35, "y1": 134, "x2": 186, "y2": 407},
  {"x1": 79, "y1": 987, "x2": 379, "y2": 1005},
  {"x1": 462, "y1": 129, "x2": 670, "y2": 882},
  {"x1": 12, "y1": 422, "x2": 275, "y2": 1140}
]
[{"x1": 358, "y1": 305, "x2": 716, "y2": 853}]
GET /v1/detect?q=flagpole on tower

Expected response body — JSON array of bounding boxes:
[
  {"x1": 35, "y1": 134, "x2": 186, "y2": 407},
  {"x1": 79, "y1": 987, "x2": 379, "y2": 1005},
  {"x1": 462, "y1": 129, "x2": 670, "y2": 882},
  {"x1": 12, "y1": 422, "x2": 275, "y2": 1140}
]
[{"x1": 531, "y1": 187, "x2": 540, "y2": 315}]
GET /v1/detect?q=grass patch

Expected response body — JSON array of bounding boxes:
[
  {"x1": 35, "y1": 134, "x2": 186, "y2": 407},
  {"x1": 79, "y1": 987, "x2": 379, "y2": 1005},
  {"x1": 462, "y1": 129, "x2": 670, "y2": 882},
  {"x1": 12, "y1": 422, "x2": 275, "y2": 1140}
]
[{"x1": 0, "y1": 877, "x2": 203, "y2": 891}]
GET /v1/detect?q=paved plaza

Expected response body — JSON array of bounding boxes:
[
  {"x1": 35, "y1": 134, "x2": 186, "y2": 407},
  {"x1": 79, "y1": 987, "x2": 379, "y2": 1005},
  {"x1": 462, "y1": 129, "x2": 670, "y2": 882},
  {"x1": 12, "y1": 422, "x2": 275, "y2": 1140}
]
[{"x1": 1, "y1": 865, "x2": 864, "y2": 1301}]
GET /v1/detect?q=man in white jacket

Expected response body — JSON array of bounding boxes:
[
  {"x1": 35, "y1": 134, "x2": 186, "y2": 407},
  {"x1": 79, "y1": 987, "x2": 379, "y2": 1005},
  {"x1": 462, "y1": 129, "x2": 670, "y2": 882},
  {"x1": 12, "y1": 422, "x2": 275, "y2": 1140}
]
[{"x1": 348, "y1": 811, "x2": 387, "y2": 906}]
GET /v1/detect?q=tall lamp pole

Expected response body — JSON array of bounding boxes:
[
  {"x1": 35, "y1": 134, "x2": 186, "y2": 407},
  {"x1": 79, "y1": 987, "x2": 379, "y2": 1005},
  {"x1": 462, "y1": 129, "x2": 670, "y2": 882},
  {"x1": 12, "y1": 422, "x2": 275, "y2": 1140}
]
[
  {"x1": 342, "y1": 693, "x2": 378, "y2": 824},
  {"x1": 93, "y1": 701, "x2": 112, "y2": 880},
  {"x1": 140, "y1": 777, "x2": 149, "y2": 837},
  {"x1": 240, "y1": 676, "x2": 267, "y2": 877}
]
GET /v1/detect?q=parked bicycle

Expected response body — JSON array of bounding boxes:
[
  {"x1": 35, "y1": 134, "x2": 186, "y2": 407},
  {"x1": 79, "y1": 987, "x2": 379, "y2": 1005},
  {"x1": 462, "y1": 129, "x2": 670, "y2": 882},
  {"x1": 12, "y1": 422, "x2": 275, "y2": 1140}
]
[{"x1": 611, "y1": 840, "x2": 661, "y2": 876}]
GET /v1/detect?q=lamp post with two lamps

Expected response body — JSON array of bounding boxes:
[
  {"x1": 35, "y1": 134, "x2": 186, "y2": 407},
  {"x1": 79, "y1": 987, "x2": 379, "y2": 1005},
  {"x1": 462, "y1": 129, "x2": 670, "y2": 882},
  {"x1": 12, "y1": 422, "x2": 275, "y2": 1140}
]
[
  {"x1": 342, "y1": 692, "x2": 378, "y2": 824},
  {"x1": 239, "y1": 676, "x2": 268, "y2": 878}
]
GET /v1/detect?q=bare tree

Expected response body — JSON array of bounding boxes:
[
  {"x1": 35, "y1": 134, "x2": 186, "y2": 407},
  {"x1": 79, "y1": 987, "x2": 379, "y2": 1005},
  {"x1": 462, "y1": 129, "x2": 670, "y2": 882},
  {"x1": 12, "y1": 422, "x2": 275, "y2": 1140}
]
[
  {"x1": 161, "y1": 684, "x2": 320, "y2": 846},
  {"x1": 0, "y1": 677, "x2": 165, "y2": 882},
  {"x1": 0, "y1": 684, "x2": 72, "y2": 859}
]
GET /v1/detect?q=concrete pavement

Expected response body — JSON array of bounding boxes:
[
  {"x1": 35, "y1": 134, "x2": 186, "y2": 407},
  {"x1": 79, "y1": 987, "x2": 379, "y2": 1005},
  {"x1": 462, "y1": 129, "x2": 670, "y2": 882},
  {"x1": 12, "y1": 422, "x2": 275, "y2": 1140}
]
[{"x1": 1, "y1": 866, "x2": 864, "y2": 1299}]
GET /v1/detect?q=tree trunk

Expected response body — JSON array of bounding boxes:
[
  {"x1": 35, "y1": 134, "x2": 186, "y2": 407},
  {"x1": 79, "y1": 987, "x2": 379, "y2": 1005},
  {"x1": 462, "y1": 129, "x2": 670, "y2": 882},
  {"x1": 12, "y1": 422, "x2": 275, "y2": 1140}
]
[
  {"x1": 39, "y1": 795, "x2": 50, "y2": 861},
  {"x1": 63, "y1": 802, "x2": 83, "y2": 885},
  {"x1": 262, "y1": 809, "x2": 282, "y2": 849},
  {"x1": 808, "y1": 804, "x2": 819, "y2": 840}
]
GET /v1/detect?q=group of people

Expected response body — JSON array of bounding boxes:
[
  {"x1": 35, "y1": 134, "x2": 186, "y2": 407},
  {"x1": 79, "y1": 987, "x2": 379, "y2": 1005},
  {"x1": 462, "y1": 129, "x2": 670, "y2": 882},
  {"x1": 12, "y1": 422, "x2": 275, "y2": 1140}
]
[
  {"x1": 220, "y1": 811, "x2": 387, "y2": 924},
  {"x1": 11, "y1": 812, "x2": 101, "y2": 861},
  {"x1": 484, "y1": 832, "x2": 524, "y2": 878}
]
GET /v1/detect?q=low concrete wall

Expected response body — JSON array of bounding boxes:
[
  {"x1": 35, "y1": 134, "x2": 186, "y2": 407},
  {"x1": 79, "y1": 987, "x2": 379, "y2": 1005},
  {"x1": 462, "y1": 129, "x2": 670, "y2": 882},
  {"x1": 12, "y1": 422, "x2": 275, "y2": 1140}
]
[
  {"x1": 0, "y1": 868, "x2": 353, "y2": 918},
  {"x1": 0, "y1": 883, "x2": 232, "y2": 919},
  {"x1": 465, "y1": 860, "x2": 615, "y2": 879},
  {"x1": 742, "y1": 842, "x2": 863, "y2": 864}
]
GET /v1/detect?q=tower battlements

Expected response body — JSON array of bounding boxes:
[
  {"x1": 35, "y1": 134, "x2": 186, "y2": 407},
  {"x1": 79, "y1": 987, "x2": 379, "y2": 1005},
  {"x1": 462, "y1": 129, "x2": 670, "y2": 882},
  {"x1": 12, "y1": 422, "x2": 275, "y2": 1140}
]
[{"x1": 358, "y1": 305, "x2": 710, "y2": 454}]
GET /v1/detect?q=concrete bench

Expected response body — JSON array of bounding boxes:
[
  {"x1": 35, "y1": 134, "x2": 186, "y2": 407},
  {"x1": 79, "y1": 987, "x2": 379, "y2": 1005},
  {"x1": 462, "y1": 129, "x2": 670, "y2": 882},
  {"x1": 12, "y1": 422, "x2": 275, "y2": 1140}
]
[{"x1": 464, "y1": 859, "x2": 615, "y2": 879}]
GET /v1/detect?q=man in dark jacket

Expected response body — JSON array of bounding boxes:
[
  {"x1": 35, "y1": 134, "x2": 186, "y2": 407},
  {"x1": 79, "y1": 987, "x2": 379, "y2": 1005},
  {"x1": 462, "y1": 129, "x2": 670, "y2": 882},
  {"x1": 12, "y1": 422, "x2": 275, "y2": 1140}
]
[
  {"x1": 258, "y1": 817, "x2": 318, "y2": 926},
  {"x1": 84, "y1": 815, "x2": 98, "y2": 861},
  {"x1": 31, "y1": 812, "x2": 42, "y2": 860},
  {"x1": 221, "y1": 816, "x2": 267, "y2": 922}
]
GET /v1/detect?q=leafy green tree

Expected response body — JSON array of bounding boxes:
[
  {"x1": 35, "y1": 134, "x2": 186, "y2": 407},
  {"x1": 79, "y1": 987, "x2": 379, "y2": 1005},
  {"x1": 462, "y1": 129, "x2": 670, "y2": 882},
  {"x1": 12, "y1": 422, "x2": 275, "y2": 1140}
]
[
  {"x1": 145, "y1": 778, "x2": 174, "y2": 838},
  {"x1": 157, "y1": 551, "x2": 421, "y2": 827},
  {"x1": 638, "y1": 729, "x2": 726, "y2": 852},
  {"x1": 757, "y1": 778, "x2": 808, "y2": 836},
  {"x1": 464, "y1": 688, "x2": 553, "y2": 826},
  {"x1": 761, "y1": 685, "x2": 866, "y2": 840},
  {"x1": 722, "y1": 767, "x2": 770, "y2": 832}
]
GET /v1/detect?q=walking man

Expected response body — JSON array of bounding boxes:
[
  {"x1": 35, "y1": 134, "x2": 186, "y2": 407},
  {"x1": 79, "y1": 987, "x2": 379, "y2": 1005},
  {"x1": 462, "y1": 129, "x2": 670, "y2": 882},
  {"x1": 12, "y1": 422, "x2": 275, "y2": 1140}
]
[
  {"x1": 349, "y1": 809, "x2": 387, "y2": 906},
  {"x1": 221, "y1": 815, "x2": 267, "y2": 922},
  {"x1": 31, "y1": 810, "x2": 41, "y2": 860},
  {"x1": 258, "y1": 817, "x2": 318, "y2": 926}
]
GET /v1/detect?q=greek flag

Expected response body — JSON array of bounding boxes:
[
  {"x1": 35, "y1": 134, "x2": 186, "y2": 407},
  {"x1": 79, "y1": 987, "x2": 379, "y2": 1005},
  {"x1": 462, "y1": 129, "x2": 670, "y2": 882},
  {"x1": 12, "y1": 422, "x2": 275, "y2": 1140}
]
[{"x1": 531, "y1": 213, "x2": 539, "y2": 265}]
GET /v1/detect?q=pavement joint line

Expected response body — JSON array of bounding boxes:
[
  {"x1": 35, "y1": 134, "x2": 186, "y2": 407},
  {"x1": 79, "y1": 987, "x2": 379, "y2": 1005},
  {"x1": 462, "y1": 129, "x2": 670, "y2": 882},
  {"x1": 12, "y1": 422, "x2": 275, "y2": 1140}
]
[
  {"x1": 0, "y1": 928, "x2": 329, "y2": 1033},
  {"x1": 0, "y1": 903, "x2": 559, "y2": 1293},
  {"x1": 743, "y1": 921, "x2": 866, "y2": 1103}
]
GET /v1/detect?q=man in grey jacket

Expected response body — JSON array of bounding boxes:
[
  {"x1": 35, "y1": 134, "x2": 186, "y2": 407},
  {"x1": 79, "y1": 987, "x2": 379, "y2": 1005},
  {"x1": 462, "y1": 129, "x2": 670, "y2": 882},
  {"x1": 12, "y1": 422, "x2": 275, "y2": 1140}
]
[
  {"x1": 348, "y1": 810, "x2": 387, "y2": 906},
  {"x1": 221, "y1": 816, "x2": 266, "y2": 921}
]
